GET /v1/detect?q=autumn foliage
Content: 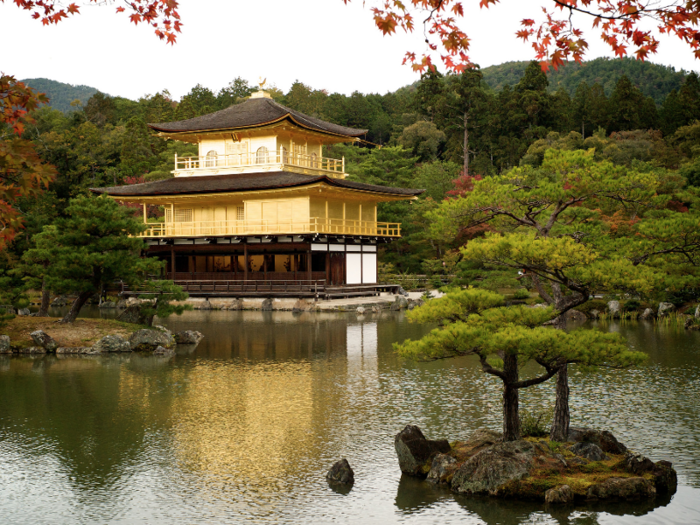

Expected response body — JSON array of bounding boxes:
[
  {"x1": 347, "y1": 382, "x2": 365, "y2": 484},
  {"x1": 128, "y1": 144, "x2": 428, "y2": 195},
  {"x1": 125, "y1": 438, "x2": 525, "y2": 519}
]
[
  {"x1": 5, "y1": 0, "x2": 182, "y2": 43},
  {"x1": 344, "y1": 0, "x2": 700, "y2": 71},
  {"x1": 0, "y1": 75, "x2": 56, "y2": 248}
]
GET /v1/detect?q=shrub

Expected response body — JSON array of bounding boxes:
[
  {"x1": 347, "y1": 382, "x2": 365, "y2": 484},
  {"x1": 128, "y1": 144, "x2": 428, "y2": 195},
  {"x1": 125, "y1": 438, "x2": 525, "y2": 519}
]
[
  {"x1": 623, "y1": 298, "x2": 641, "y2": 311},
  {"x1": 576, "y1": 299, "x2": 608, "y2": 315},
  {"x1": 520, "y1": 406, "x2": 553, "y2": 437},
  {"x1": 512, "y1": 289, "x2": 530, "y2": 300}
]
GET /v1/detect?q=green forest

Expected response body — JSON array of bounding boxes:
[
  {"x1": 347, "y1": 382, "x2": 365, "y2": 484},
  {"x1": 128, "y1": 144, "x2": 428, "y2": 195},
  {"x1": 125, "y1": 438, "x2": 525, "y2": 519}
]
[
  {"x1": 20, "y1": 78, "x2": 100, "y2": 114},
  {"x1": 5, "y1": 60, "x2": 700, "y2": 295}
]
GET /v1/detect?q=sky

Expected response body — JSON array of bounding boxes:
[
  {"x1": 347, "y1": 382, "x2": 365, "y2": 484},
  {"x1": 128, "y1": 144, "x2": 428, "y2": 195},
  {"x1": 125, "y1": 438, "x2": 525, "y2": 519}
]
[{"x1": 1, "y1": 0, "x2": 699, "y2": 101}]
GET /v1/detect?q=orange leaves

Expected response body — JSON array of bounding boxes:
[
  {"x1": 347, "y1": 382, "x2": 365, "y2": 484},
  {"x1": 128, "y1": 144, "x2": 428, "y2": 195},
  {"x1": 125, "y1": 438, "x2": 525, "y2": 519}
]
[
  {"x1": 0, "y1": 75, "x2": 57, "y2": 249},
  {"x1": 5, "y1": 0, "x2": 182, "y2": 45},
  {"x1": 349, "y1": 0, "x2": 700, "y2": 73}
]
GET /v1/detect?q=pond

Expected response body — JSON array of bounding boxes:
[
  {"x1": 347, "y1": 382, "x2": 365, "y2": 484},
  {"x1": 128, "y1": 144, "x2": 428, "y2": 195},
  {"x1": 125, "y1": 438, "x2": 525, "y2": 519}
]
[{"x1": 1, "y1": 309, "x2": 699, "y2": 524}]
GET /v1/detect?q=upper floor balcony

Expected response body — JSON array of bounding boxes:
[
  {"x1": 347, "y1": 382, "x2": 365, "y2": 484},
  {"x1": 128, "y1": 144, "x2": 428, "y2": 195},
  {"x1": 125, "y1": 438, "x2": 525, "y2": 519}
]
[
  {"x1": 174, "y1": 149, "x2": 345, "y2": 178},
  {"x1": 137, "y1": 217, "x2": 401, "y2": 238}
]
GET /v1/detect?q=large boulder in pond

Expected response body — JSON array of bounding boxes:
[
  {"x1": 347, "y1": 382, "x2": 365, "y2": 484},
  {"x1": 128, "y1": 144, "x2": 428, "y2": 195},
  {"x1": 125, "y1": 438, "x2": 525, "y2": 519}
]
[
  {"x1": 99, "y1": 301, "x2": 117, "y2": 309},
  {"x1": 587, "y1": 477, "x2": 656, "y2": 501},
  {"x1": 390, "y1": 296, "x2": 409, "y2": 311},
  {"x1": 129, "y1": 329, "x2": 175, "y2": 351},
  {"x1": 174, "y1": 330, "x2": 204, "y2": 345},
  {"x1": 30, "y1": 330, "x2": 58, "y2": 352},
  {"x1": 451, "y1": 440, "x2": 539, "y2": 495},
  {"x1": 93, "y1": 334, "x2": 131, "y2": 353},
  {"x1": 658, "y1": 302, "x2": 675, "y2": 317},
  {"x1": 394, "y1": 425, "x2": 451, "y2": 477},
  {"x1": 261, "y1": 298, "x2": 273, "y2": 311},
  {"x1": 567, "y1": 427, "x2": 627, "y2": 455},
  {"x1": 607, "y1": 300, "x2": 621, "y2": 318},
  {"x1": 326, "y1": 459, "x2": 354, "y2": 485},
  {"x1": 0, "y1": 335, "x2": 11, "y2": 354}
]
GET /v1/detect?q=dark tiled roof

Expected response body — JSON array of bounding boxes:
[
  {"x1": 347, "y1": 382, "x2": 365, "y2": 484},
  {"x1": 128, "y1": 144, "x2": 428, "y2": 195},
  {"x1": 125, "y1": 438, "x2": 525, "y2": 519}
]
[
  {"x1": 91, "y1": 172, "x2": 424, "y2": 198},
  {"x1": 149, "y1": 97, "x2": 367, "y2": 138}
]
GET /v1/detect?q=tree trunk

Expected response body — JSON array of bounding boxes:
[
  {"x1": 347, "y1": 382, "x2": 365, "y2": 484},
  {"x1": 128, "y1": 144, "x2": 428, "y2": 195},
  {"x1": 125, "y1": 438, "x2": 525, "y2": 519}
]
[
  {"x1": 35, "y1": 278, "x2": 51, "y2": 317},
  {"x1": 502, "y1": 353, "x2": 521, "y2": 441},
  {"x1": 463, "y1": 112, "x2": 469, "y2": 175},
  {"x1": 550, "y1": 364, "x2": 570, "y2": 442},
  {"x1": 59, "y1": 291, "x2": 93, "y2": 324}
]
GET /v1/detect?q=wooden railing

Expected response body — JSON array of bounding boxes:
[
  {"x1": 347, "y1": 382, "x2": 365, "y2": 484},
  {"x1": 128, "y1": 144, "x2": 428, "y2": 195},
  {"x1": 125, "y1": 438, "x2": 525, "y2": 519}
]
[
  {"x1": 175, "y1": 150, "x2": 345, "y2": 176},
  {"x1": 138, "y1": 218, "x2": 401, "y2": 238}
]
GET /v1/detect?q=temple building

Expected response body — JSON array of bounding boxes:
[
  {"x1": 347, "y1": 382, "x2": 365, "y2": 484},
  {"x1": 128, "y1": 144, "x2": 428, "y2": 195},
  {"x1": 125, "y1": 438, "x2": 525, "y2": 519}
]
[{"x1": 94, "y1": 90, "x2": 422, "y2": 295}]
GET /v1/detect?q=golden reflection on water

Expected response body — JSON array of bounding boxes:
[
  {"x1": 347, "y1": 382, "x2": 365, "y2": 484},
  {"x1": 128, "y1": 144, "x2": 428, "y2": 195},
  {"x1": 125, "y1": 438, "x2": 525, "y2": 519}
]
[{"x1": 172, "y1": 361, "x2": 315, "y2": 487}]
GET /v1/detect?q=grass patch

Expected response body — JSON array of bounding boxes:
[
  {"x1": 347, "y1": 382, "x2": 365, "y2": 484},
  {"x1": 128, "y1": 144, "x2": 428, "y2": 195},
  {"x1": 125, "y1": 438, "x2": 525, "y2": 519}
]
[{"x1": 2, "y1": 316, "x2": 144, "y2": 348}]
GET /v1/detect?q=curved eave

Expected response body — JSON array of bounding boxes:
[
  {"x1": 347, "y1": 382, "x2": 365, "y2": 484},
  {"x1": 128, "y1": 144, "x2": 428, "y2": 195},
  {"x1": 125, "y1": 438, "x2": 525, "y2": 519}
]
[
  {"x1": 92, "y1": 178, "x2": 423, "y2": 204},
  {"x1": 149, "y1": 114, "x2": 367, "y2": 140}
]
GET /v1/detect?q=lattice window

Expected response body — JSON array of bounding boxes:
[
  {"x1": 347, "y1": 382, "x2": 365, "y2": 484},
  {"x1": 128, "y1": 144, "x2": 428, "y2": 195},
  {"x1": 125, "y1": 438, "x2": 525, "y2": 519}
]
[
  {"x1": 205, "y1": 150, "x2": 217, "y2": 167},
  {"x1": 225, "y1": 140, "x2": 249, "y2": 164},
  {"x1": 280, "y1": 146, "x2": 288, "y2": 163},
  {"x1": 256, "y1": 146, "x2": 269, "y2": 164},
  {"x1": 174, "y1": 209, "x2": 193, "y2": 223},
  {"x1": 310, "y1": 152, "x2": 318, "y2": 168},
  {"x1": 236, "y1": 206, "x2": 245, "y2": 221}
]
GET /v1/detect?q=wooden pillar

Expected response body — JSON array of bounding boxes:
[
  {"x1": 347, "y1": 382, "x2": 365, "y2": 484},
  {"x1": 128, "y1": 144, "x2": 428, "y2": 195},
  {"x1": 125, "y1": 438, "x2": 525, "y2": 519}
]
[
  {"x1": 170, "y1": 245, "x2": 175, "y2": 279},
  {"x1": 325, "y1": 245, "x2": 330, "y2": 285},
  {"x1": 244, "y1": 243, "x2": 248, "y2": 281},
  {"x1": 307, "y1": 247, "x2": 312, "y2": 281},
  {"x1": 263, "y1": 249, "x2": 268, "y2": 280},
  {"x1": 142, "y1": 203, "x2": 147, "y2": 224}
]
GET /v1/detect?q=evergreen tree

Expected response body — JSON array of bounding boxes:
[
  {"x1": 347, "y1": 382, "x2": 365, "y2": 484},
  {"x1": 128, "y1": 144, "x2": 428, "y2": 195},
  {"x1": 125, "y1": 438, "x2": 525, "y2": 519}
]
[
  {"x1": 37, "y1": 195, "x2": 160, "y2": 323},
  {"x1": 608, "y1": 75, "x2": 646, "y2": 132},
  {"x1": 396, "y1": 288, "x2": 646, "y2": 441}
]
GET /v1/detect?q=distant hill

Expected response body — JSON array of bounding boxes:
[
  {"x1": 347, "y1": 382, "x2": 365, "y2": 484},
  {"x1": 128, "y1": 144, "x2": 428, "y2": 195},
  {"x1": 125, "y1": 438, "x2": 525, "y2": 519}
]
[
  {"x1": 481, "y1": 58, "x2": 692, "y2": 104},
  {"x1": 20, "y1": 78, "x2": 104, "y2": 113}
]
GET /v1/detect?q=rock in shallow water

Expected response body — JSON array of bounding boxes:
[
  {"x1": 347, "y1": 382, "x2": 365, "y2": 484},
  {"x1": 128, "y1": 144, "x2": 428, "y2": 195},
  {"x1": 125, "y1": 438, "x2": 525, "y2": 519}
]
[
  {"x1": 545, "y1": 484, "x2": 574, "y2": 504},
  {"x1": 427, "y1": 453, "x2": 458, "y2": 484},
  {"x1": 153, "y1": 345, "x2": 175, "y2": 356},
  {"x1": 30, "y1": 330, "x2": 58, "y2": 352},
  {"x1": 174, "y1": 330, "x2": 204, "y2": 345},
  {"x1": 129, "y1": 329, "x2": 175, "y2": 351},
  {"x1": 394, "y1": 425, "x2": 451, "y2": 477},
  {"x1": 0, "y1": 335, "x2": 11, "y2": 354},
  {"x1": 587, "y1": 477, "x2": 656, "y2": 501},
  {"x1": 92, "y1": 334, "x2": 131, "y2": 353},
  {"x1": 326, "y1": 459, "x2": 354, "y2": 485}
]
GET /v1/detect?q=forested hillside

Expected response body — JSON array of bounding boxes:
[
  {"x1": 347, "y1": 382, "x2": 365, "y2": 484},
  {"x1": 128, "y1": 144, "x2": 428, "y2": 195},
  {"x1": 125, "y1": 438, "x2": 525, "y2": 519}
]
[
  {"x1": 482, "y1": 58, "x2": 689, "y2": 104},
  {"x1": 6, "y1": 64, "x2": 700, "y2": 277},
  {"x1": 20, "y1": 78, "x2": 101, "y2": 113}
]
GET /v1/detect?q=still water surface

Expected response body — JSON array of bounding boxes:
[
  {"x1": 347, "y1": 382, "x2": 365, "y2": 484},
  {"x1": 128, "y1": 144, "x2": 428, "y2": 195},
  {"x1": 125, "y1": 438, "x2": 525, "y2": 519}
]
[{"x1": 1, "y1": 310, "x2": 699, "y2": 524}]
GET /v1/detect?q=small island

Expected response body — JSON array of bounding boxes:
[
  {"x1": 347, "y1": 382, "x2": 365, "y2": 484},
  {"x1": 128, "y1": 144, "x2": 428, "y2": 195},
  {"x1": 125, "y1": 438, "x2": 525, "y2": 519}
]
[{"x1": 395, "y1": 425, "x2": 677, "y2": 504}]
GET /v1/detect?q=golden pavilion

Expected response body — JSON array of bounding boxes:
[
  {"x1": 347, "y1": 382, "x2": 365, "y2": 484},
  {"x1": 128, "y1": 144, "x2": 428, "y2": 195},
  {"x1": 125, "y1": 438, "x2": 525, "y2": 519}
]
[{"x1": 94, "y1": 90, "x2": 422, "y2": 295}]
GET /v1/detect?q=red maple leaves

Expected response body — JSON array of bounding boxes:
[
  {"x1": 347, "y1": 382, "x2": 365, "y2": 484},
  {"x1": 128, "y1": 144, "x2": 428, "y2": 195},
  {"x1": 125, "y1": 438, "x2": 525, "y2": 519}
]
[
  {"x1": 345, "y1": 0, "x2": 700, "y2": 72},
  {"x1": 6, "y1": 0, "x2": 182, "y2": 44}
]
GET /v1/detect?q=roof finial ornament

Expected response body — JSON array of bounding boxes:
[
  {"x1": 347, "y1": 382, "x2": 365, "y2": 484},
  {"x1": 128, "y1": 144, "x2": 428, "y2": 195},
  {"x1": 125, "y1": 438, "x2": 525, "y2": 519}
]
[{"x1": 251, "y1": 77, "x2": 272, "y2": 99}]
